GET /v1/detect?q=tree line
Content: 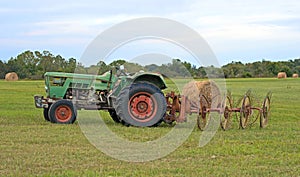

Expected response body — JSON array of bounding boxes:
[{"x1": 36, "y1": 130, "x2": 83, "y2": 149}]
[{"x1": 0, "y1": 50, "x2": 299, "y2": 79}]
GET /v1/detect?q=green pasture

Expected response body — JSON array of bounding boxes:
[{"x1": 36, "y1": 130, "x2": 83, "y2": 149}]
[{"x1": 0, "y1": 78, "x2": 299, "y2": 176}]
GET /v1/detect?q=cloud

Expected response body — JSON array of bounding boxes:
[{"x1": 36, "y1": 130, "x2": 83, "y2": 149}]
[
  {"x1": 168, "y1": 0, "x2": 300, "y2": 37},
  {"x1": 1, "y1": 0, "x2": 300, "y2": 64},
  {"x1": 164, "y1": 1, "x2": 300, "y2": 63},
  {"x1": 22, "y1": 14, "x2": 151, "y2": 37},
  {"x1": 0, "y1": 7, "x2": 17, "y2": 13}
]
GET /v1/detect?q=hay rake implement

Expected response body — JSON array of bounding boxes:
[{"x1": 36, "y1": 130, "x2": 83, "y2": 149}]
[
  {"x1": 196, "y1": 90, "x2": 272, "y2": 131},
  {"x1": 164, "y1": 88, "x2": 272, "y2": 131}
]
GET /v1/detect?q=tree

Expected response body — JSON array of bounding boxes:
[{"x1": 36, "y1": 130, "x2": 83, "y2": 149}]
[
  {"x1": 0, "y1": 60, "x2": 8, "y2": 79},
  {"x1": 2, "y1": 50, "x2": 300, "y2": 79},
  {"x1": 65, "y1": 58, "x2": 77, "y2": 73},
  {"x1": 108, "y1": 59, "x2": 126, "y2": 67},
  {"x1": 96, "y1": 61, "x2": 110, "y2": 74},
  {"x1": 123, "y1": 62, "x2": 144, "y2": 74},
  {"x1": 145, "y1": 64, "x2": 159, "y2": 72},
  {"x1": 222, "y1": 61, "x2": 245, "y2": 78},
  {"x1": 197, "y1": 66, "x2": 207, "y2": 78},
  {"x1": 169, "y1": 59, "x2": 190, "y2": 77}
]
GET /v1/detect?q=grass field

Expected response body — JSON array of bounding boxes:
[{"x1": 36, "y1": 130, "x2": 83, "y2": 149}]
[{"x1": 0, "y1": 78, "x2": 299, "y2": 176}]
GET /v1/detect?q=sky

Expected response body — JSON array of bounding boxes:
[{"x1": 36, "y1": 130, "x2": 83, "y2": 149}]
[{"x1": 0, "y1": 0, "x2": 300, "y2": 66}]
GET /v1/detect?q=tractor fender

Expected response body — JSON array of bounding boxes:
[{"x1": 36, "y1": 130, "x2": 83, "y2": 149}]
[{"x1": 132, "y1": 73, "x2": 167, "y2": 90}]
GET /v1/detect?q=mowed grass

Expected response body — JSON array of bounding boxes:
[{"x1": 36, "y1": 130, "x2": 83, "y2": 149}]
[{"x1": 0, "y1": 78, "x2": 299, "y2": 176}]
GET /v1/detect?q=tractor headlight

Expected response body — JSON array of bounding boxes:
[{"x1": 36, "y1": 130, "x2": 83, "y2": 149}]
[{"x1": 45, "y1": 86, "x2": 48, "y2": 93}]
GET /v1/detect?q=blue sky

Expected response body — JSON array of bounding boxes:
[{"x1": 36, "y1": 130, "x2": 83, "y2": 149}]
[{"x1": 1, "y1": 0, "x2": 300, "y2": 66}]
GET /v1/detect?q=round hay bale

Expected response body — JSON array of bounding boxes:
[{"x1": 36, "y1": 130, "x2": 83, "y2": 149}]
[
  {"x1": 5, "y1": 72, "x2": 19, "y2": 81},
  {"x1": 182, "y1": 80, "x2": 221, "y2": 108},
  {"x1": 277, "y1": 72, "x2": 287, "y2": 79},
  {"x1": 292, "y1": 73, "x2": 299, "y2": 78}
]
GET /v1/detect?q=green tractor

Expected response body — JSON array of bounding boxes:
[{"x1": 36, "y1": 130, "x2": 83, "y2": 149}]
[{"x1": 34, "y1": 67, "x2": 168, "y2": 127}]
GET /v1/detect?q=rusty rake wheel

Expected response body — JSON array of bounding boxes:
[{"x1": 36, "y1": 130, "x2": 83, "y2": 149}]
[
  {"x1": 197, "y1": 94, "x2": 210, "y2": 131},
  {"x1": 240, "y1": 90, "x2": 252, "y2": 129},
  {"x1": 221, "y1": 91, "x2": 233, "y2": 131},
  {"x1": 260, "y1": 91, "x2": 272, "y2": 128}
]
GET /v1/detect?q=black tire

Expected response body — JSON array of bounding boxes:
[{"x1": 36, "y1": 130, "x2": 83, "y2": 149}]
[
  {"x1": 115, "y1": 83, "x2": 166, "y2": 127},
  {"x1": 43, "y1": 107, "x2": 50, "y2": 121},
  {"x1": 108, "y1": 109, "x2": 121, "y2": 123},
  {"x1": 48, "y1": 100, "x2": 77, "y2": 124}
]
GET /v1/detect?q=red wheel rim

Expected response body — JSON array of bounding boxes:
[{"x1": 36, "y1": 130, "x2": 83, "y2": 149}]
[
  {"x1": 128, "y1": 92, "x2": 157, "y2": 122},
  {"x1": 55, "y1": 105, "x2": 72, "y2": 122}
]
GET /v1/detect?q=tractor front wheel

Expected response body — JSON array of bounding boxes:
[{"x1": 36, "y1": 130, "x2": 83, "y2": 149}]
[
  {"x1": 108, "y1": 109, "x2": 121, "y2": 123},
  {"x1": 115, "y1": 83, "x2": 166, "y2": 127},
  {"x1": 43, "y1": 107, "x2": 50, "y2": 121},
  {"x1": 48, "y1": 100, "x2": 77, "y2": 124}
]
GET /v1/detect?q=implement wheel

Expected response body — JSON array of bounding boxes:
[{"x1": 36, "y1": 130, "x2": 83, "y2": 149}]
[
  {"x1": 221, "y1": 91, "x2": 233, "y2": 131},
  {"x1": 260, "y1": 92, "x2": 272, "y2": 128},
  {"x1": 197, "y1": 94, "x2": 210, "y2": 131},
  {"x1": 240, "y1": 94, "x2": 252, "y2": 129}
]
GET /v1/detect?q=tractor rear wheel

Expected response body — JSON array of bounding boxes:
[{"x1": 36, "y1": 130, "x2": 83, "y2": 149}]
[
  {"x1": 115, "y1": 83, "x2": 166, "y2": 127},
  {"x1": 48, "y1": 100, "x2": 77, "y2": 124}
]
